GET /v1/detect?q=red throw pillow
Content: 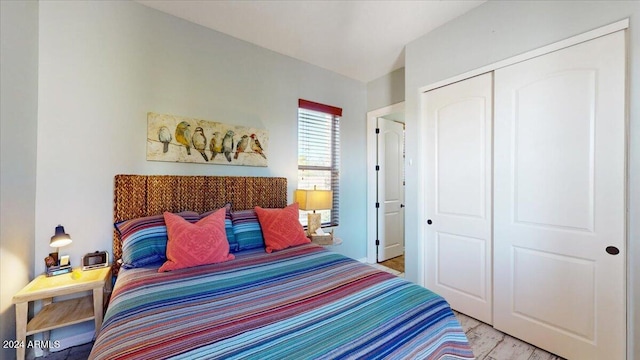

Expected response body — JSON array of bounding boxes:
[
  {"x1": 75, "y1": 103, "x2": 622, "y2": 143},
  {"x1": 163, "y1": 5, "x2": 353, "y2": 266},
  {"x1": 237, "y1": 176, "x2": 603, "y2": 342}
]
[
  {"x1": 159, "y1": 208, "x2": 234, "y2": 272},
  {"x1": 255, "y1": 203, "x2": 310, "y2": 253}
]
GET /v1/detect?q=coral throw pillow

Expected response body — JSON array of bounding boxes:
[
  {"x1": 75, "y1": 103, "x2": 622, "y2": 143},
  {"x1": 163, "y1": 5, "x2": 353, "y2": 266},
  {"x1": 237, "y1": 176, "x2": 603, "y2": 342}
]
[
  {"x1": 201, "y1": 203, "x2": 238, "y2": 252},
  {"x1": 159, "y1": 208, "x2": 234, "y2": 272},
  {"x1": 255, "y1": 203, "x2": 310, "y2": 253}
]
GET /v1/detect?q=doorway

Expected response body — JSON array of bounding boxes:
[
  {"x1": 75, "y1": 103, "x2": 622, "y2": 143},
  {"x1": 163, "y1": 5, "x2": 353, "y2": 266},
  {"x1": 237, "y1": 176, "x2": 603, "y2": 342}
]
[{"x1": 366, "y1": 102, "x2": 405, "y2": 274}]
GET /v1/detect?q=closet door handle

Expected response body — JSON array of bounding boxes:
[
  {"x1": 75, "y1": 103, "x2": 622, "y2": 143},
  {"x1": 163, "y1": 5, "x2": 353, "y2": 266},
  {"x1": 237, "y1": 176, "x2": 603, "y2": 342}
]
[
  {"x1": 427, "y1": 219, "x2": 433, "y2": 225},
  {"x1": 606, "y1": 246, "x2": 619, "y2": 255}
]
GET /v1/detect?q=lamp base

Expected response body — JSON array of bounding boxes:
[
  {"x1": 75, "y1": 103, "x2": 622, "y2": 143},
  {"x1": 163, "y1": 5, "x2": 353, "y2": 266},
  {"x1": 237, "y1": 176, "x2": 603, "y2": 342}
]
[{"x1": 307, "y1": 212, "x2": 322, "y2": 236}]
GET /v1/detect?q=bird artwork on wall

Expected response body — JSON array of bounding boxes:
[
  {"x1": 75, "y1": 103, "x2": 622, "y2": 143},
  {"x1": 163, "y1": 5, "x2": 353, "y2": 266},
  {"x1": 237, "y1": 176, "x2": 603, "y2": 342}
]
[
  {"x1": 146, "y1": 112, "x2": 268, "y2": 167},
  {"x1": 222, "y1": 130, "x2": 235, "y2": 162},
  {"x1": 158, "y1": 126, "x2": 172, "y2": 153},
  {"x1": 192, "y1": 127, "x2": 209, "y2": 161},
  {"x1": 235, "y1": 135, "x2": 249, "y2": 160},
  {"x1": 250, "y1": 134, "x2": 267, "y2": 159},
  {"x1": 210, "y1": 131, "x2": 223, "y2": 161},
  {"x1": 175, "y1": 121, "x2": 192, "y2": 155}
]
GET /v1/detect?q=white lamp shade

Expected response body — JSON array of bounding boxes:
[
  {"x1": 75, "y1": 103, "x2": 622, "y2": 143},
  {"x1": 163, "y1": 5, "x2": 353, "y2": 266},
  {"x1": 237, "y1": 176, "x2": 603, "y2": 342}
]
[
  {"x1": 50, "y1": 237, "x2": 72, "y2": 248},
  {"x1": 294, "y1": 189, "x2": 333, "y2": 211}
]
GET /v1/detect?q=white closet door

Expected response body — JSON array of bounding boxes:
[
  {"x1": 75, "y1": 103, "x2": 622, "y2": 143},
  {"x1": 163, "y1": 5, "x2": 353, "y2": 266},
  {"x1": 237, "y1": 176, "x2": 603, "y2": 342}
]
[
  {"x1": 424, "y1": 72, "x2": 493, "y2": 324},
  {"x1": 493, "y1": 31, "x2": 626, "y2": 360}
]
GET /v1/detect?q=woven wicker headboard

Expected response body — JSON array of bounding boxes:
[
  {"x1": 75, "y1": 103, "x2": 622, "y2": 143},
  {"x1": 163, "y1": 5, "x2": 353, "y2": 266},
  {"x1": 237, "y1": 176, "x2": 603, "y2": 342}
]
[{"x1": 113, "y1": 175, "x2": 287, "y2": 269}]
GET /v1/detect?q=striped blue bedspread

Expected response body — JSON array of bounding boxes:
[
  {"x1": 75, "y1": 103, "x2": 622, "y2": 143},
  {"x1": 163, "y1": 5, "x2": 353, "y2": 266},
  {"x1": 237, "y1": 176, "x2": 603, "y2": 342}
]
[{"x1": 90, "y1": 244, "x2": 473, "y2": 359}]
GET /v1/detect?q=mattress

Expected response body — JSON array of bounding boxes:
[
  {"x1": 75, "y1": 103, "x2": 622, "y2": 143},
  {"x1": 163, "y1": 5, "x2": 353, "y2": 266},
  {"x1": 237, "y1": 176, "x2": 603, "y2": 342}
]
[{"x1": 89, "y1": 244, "x2": 473, "y2": 359}]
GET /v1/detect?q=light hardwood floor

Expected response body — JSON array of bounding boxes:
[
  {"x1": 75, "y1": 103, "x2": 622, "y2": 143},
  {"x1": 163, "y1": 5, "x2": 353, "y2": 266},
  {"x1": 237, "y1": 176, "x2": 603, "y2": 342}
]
[
  {"x1": 454, "y1": 311, "x2": 565, "y2": 360},
  {"x1": 379, "y1": 254, "x2": 405, "y2": 273}
]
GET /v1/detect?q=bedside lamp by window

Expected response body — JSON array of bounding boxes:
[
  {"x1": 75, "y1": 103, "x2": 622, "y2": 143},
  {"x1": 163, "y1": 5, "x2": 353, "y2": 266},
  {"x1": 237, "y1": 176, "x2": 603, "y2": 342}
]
[
  {"x1": 48, "y1": 224, "x2": 72, "y2": 267},
  {"x1": 294, "y1": 187, "x2": 333, "y2": 236}
]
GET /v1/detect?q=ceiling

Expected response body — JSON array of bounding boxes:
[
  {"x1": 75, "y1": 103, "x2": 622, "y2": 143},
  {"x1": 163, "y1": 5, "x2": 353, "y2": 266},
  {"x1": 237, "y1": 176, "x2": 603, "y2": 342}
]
[{"x1": 136, "y1": 0, "x2": 485, "y2": 83}]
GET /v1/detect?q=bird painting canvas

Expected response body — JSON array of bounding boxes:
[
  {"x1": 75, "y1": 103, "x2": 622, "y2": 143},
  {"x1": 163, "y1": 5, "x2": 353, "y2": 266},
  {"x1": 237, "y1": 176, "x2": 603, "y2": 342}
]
[{"x1": 146, "y1": 112, "x2": 268, "y2": 167}]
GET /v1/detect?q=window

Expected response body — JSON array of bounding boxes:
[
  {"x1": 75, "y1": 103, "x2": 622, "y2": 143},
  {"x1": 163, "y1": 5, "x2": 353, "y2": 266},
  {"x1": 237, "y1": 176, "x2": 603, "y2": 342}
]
[{"x1": 297, "y1": 99, "x2": 341, "y2": 227}]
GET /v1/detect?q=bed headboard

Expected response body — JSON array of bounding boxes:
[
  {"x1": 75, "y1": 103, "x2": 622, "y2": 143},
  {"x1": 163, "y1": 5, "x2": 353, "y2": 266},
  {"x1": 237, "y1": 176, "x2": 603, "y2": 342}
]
[{"x1": 113, "y1": 175, "x2": 287, "y2": 269}]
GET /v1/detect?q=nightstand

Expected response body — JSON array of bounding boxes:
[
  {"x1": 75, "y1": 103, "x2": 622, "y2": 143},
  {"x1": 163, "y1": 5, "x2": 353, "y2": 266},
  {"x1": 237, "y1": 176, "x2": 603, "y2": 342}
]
[{"x1": 12, "y1": 267, "x2": 111, "y2": 360}]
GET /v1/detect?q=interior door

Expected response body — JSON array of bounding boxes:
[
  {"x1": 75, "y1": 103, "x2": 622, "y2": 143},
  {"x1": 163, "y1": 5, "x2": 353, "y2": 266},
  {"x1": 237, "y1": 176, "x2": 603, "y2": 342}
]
[
  {"x1": 377, "y1": 118, "x2": 405, "y2": 262},
  {"x1": 493, "y1": 31, "x2": 626, "y2": 360},
  {"x1": 424, "y1": 72, "x2": 493, "y2": 324}
]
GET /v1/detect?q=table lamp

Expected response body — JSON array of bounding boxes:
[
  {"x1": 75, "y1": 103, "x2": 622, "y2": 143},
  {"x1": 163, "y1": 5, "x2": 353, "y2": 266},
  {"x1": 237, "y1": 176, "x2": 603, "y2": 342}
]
[
  {"x1": 49, "y1": 224, "x2": 72, "y2": 267},
  {"x1": 294, "y1": 187, "x2": 333, "y2": 236}
]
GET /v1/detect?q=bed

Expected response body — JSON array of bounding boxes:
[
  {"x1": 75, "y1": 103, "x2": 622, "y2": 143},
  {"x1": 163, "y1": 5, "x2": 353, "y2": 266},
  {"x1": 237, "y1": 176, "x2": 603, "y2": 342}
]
[{"x1": 89, "y1": 175, "x2": 473, "y2": 359}]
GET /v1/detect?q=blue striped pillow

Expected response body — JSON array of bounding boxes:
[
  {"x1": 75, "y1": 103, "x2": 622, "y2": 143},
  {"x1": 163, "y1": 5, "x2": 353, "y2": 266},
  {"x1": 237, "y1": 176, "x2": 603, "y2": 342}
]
[
  {"x1": 200, "y1": 204, "x2": 237, "y2": 252},
  {"x1": 231, "y1": 209, "x2": 265, "y2": 250},
  {"x1": 115, "y1": 211, "x2": 199, "y2": 268}
]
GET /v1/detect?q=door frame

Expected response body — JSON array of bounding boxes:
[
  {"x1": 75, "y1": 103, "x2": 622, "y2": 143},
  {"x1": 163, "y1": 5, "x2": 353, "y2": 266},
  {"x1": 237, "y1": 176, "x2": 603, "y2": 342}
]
[{"x1": 366, "y1": 102, "x2": 405, "y2": 264}]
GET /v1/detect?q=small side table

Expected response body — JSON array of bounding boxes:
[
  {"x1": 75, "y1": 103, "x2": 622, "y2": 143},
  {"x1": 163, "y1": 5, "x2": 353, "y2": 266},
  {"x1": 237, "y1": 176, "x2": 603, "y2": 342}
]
[{"x1": 12, "y1": 267, "x2": 111, "y2": 360}]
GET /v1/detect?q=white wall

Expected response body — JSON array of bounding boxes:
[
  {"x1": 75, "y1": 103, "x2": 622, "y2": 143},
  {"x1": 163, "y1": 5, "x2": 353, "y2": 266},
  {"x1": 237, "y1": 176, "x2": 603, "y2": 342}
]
[
  {"x1": 366, "y1": 67, "x2": 405, "y2": 111},
  {"x1": 0, "y1": 1, "x2": 39, "y2": 359},
  {"x1": 404, "y1": 1, "x2": 639, "y2": 358},
  {"x1": 34, "y1": 0, "x2": 367, "y2": 343}
]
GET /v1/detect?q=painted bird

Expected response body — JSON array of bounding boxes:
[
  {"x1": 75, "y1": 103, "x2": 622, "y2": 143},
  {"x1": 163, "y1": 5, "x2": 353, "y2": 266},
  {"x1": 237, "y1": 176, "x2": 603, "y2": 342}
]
[
  {"x1": 209, "y1": 131, "x2": 223, "y2": 160},
  {"x1": 222, "y1": 130, "x2": 235, "y2": 162},
  {"x1": 250, "y1": 134, "x2": 267, "y2": 159},
  {"x1": 175, "y1": 121, "x2": 192, "y2": 155},
  {"x1": 192, "y1": 127, "x2": 208, "y2": 161},
  {"x1": 158, "y1": 126, "x2": 172, "y2": 153},
  {"x1": 235, "y1": 135, "x2": 249, "y2": 160}
]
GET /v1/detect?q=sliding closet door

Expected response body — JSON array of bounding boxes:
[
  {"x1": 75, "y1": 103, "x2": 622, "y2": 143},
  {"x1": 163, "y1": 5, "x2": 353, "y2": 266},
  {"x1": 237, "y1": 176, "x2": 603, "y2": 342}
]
[
  {"x1": 424, "y1": 72, "x2": 493, "y2": 324},
  {"x1": 493, "y1": 31, "x2": 626, "y2": 359}
]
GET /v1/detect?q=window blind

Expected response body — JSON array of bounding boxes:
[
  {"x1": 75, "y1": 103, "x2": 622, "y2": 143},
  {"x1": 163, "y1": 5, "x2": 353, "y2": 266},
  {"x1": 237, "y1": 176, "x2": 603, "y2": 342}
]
[{"x1": 298, "y1": 99, "x2": 340, "y2": 227}]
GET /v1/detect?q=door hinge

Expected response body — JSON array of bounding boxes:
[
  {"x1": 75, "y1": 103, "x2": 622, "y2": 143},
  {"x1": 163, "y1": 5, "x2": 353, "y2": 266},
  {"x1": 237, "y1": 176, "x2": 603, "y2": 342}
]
[
  {"x1": 375, "y1": 239, "x2": 380, "y2": 246},
  {"x1": 375, "y1": 165, "x2": 380, "y2": 171},
  {"x1": 375, "y1": 202, "x2": 380, "y2": 208},
  {"x1": 375, "y1": 128, "x2": 380, "y2": 134}
]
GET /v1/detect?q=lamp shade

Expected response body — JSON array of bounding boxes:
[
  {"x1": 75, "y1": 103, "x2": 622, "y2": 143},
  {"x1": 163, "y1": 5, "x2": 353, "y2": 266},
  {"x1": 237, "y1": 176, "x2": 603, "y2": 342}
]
[
  {"x1": 50, "y1": 225, "x2": 72, "y2": 248},
  {"x1": 294, "y1": 189, "x2": 333, "y2": 211}
]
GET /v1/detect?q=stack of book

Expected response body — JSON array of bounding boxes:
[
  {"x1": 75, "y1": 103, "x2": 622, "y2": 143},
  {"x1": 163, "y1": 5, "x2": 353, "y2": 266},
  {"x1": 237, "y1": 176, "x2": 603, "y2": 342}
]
[{"x1": 46, "y1": 264, "x2": 72, "y2": 277}]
